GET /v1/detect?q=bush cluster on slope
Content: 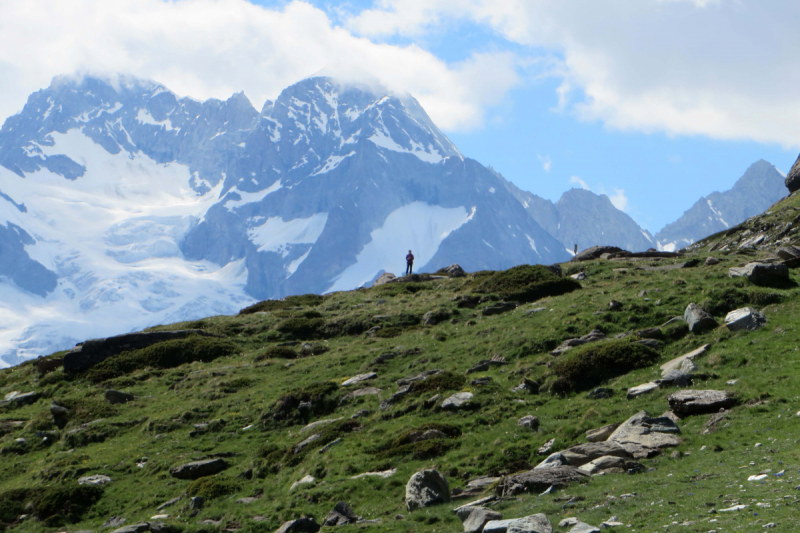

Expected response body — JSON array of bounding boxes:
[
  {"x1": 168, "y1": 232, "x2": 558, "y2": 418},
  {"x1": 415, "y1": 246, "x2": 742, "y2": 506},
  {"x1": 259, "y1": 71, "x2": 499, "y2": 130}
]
[
  {"x1": 470, "y1": 265, "x2": 581, "y2": 303},
  {"x1": 551, "y1": 340, "x2": 660, "y2": 393}
]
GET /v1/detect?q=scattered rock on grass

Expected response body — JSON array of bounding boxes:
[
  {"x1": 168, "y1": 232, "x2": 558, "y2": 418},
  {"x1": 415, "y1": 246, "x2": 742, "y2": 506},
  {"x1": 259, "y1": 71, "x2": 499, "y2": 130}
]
[
  {"x1": 705, "y1": 257, "x2": 720, "y2": 266},
  {"x1": 684, "y1": 303, "x2": 717, "y2": 333},
  {"x1": 608, "y1": 411, "x2": 680, "y2": 455},
  {"x1": 458, "y1": 506, "x2": 503, "y2": 533},
  {"x1": 536, "y1": 439, "x2": 556, "y2": 456},
  {"x1": 724, "y1": 307, "x2": 767, "y2": 332},
  {"x1": 169, "y1": 458, "x2": 228, "y2": 480},
  {"x1": 667, "y1": 389, "x2": 738, "y2": 416},
  {"x1": 627, "y1": 382, "x2": 659, "y2": 399},
  {"x1": 660, "y1": 344, "x2": 710, "y2": 376},
  {"x1": 78, "y1": 474, "x2": 113, "y2": 485},
  {"x1": 550, "y1": 330, "x2": 606, "y2": 356},
  {"x1": 587, "y1": 388, "x2": 613, "y2": 400},
  {"x1": 496, "y1": 467, "x2": 584, "y2": 497},
  {"x1": 323, "y1": 501, "x2": 359, "y2": 526},
  {"x1": 729, "y1": 262, "x2": 789, "y2": 284},
  {"x1": 512, "y1": 378, "x2": 540, "y2": 394},
  {"x1": 275, "y1": 517, "x2": 321, "y2": 533},
  {"x1": 482, "y1": 302, "x2": 518, "y2": 316},
  {"x1": 405, "y1": 469, "x2": 450, "y2": 511},
  {"x1": 342, "y1": 373, "x2": 377, "y2": 386},
  {"x1": 570, "y1": 522, "x2": 601, "y2": 533},
  {"x1": 290, "y1": 475, "x2": 316, "y2": 491},
  {"x1": 518, "y1": 415, "x2": 539, "y2": 430},
  {"x1": 442, "y1": 392, "x2": 473, "y2": 410},
  {"x1": 507, "y1": 514, "x2": 552, "y2": 533}
]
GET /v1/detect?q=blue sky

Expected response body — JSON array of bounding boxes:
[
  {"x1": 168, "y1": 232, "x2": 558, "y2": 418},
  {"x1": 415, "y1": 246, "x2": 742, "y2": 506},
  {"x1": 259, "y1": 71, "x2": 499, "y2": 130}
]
[
  {"x1": 1, "y1": 0, "x2": 798, "y2": 233},
  {"x1": 249, "y1": 0, "x2": 797, "y2": 232}
]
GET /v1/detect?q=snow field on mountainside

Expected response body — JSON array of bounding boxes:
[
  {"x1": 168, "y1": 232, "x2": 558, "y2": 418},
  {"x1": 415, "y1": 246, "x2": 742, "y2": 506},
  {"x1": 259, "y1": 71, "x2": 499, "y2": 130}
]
[
  {"x1": 327, "y1": 201, "x2": 475, "y2": 292},
  {"x1": 247, "y1": 213, "x2": 329, "y2": 256},
  {"x1": 0, "y1": 128, "x2": 255, "y2": 366}
]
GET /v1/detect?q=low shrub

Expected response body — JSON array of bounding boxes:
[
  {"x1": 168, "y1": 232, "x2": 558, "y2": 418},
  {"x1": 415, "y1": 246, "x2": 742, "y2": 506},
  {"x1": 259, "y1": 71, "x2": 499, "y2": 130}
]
[
  {"x1": 409, "y1": 372, "x2": 466, "y2": 394},
  {"x1": 216, "y1": 378, "x2": 252, "y2": 393},
  {"x1": 0, "y1": 485, "x2": 104, "y2": 528},
  {"x1": 186, "y1": 476, "x2": 241, "y2": 500},
  {"x1": 239, "y1": 294, "x2": 325, "y2": 315},
  {"x1": 375, "y1": 423, "x2": 461, "y2": 460},
  {"x1": 551, "y1": 340, "x2": 660, "y2": 393},
  {"x1": 701, "y1": 287, "x2": 783, "y2": 316},
  {"x1": 374, "y1": 327, "x2": 402, "y2": 338},
  {"x1": 254, "y1": 346, "x2": 299, "y2": 361},
  {"x1": 262, "y1": 381, "x2": 341, "y2": 427},
  {"x1": 470, "y1": 265, "x2": 581, "y2": 303},
  {"x1": 86, "y1": 336, "x2": 239, "y2": 383},
  {"x1": 275, "y1": 317, "x2": 326, "y2": 340},
  {"x1": 54, "y1": 397, "x2": 119, "y2": 426}
]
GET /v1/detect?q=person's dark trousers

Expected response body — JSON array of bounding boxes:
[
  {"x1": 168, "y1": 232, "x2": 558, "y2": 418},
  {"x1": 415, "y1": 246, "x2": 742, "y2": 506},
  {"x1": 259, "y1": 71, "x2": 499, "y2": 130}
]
[{"x1": 406, "y1": 263, "x2": 413, "y2": 275}]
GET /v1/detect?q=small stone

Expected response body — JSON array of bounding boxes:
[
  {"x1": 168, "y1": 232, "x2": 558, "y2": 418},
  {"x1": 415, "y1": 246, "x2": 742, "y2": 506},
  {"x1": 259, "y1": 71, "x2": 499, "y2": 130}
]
[
  {"x1": 705, "y1": 257, "x2": 720, "y2": 266},
  {"x1": 587, "y1": 387, "x2": 613, "y2": 400},
  {"x1": 170, "y1": 458, "x2": 229, "y2": 480},
  {"x1": 342, "y1": 372, "x2": 377, "y2": 386},
  {"x1": 536, "y1": 438, "x2": 556, "y2": 456},
  {"x1": 518, "y1": 415, "x2": 539, "y2": 430},
  {"x1": 571, "y1": 272, "x2": 587, "y2": 281},
  {"x1": 189, "y1": 497, "x2": 204, "y2": 510},
  {"x1": 290, "y1": 475, "x2": 316, "y2": 491},
  {"x1": 78, "y1": 474, "x2": 113, "y2": 486},
  {"x1": 608, "y1": 300, "x2": 623, "y2": 311},
  {"x1": 684, "y1": 303, "x2": 717, "y2": 333},
  {"x1": 627, "y1": 382, "x2": 659, "y2": 399}
]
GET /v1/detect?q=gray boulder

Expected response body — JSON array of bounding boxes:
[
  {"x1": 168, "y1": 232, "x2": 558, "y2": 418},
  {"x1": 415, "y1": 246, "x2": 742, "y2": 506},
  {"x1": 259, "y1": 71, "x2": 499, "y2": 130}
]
[
  {"x1": 684, "y1": 303, "x2": 717, "y2": 333},
  {"x1": 576, "y1": 455, "x2": 627, "y2": 475},
  {"x1": 608, "y1": 411, "x2": 680, "y2": 454},
  {"x1": 777, "y1": 246, "x2": 800, "y2": 267},
  {"x1": 570, "y1": 523, "x2": 601, "y2": 533},
  {"x1": 342, "y1": 373, "x2": 377, "y2": 386},
  {"x1": 112, "y1": 524, "x2": 151, "y2": 533},
  {"x1": 550, "y1": 330, "x2": 605, "y2": 356},
  {"x1": 667, "y1": 389, "x2": 738, "y2": 417},
  {"x1": 484, "y1": 520, "x2": 517, "y2": 533},
  {"x1": 724, "y1": 307, "x2": 766, "y2": 331},
  {"x1": 423, "y1": 309, "x2": 452, "y2": 326},
  {"x1": 275, "y1": 517, "x2": 321, "y2": 533},
  {"x1": 559, "y1": 441, "x2": 630, "y2": 467},
  {"x1": 169, "y1": 458, "x2": 228, "y2": 480},
  {"x1": 729, "y1": 262, "x2": 789, "y2": 284},
  {"x1": 587, "y1": 387, "x2": 613, "y2": 400},
  {"x1": 50, "y1": 401, "x2": 70, "y2": 428},
  {"x1": 78, "y1": 474, "x2": 113, "y2": 485},
  {"x1": 507, "y1": 514, "x2": 553, "y2": 533},
  {"x1": 459, "y1": 506, "x2": 503, "y2": 533},
  {"x1": 105, "y1": 390, "x2": 134, "y2": 404},
  {"x1": 704, "y1": 257, "x2": 720, "y2": 266},
  {"x1": 0, "y1": 391, "x2": 40, "y2": 409},
  {"x1": 442, "y1": 392, "x2": 473, "y2": 410},
  {"x1": 405, "y1": 469, "x2": 450, "y2": 511},
  {"x1": 534, "y1": 452, "x2": 565, "y2": 469}
]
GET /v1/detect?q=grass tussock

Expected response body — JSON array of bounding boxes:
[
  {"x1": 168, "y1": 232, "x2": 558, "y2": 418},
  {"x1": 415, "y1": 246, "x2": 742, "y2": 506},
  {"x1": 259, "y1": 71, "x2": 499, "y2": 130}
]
[
  {"x1": 239, "y1": 294, "x2": 325, "y2": 315},
  {"x1": 551, "y1": 340, "x2": 660, "y2": 393},
  {"x1": 469, "y1": 265, "x2": 581, "y2": 303}
]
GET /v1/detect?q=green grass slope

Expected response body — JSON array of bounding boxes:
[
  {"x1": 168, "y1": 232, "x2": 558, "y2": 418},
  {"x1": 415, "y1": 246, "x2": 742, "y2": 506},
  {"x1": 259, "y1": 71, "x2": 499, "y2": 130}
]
[{"x1": 3, "y1": 193, "x2": 800, "y2": 532}]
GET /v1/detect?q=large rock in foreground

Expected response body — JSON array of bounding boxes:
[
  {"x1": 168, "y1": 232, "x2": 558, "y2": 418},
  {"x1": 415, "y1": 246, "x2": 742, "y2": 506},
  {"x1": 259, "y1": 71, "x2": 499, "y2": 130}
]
[
  {"x1": 169, "y1": 458, "x2": 228, "y2": 480},
  {"x1": 667, "y1": 390, "x2": 738, "y2": 416},
  {"x1": 405, "y1": 469, "x2": 450, "y2": 511},
  {"x1": 496, "y1": 466, "x2": 584, "y2": 497},
  {"x1": 64, "y1": 330, "x2": 216, "y2": 372},
  {"x1": 608, "y1": 411, "x2": 680, "y2": 455}
]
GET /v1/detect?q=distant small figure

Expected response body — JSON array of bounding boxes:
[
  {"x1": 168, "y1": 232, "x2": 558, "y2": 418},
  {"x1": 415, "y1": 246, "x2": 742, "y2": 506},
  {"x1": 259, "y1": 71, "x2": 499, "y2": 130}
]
[{"x1": 406, "y1": 250, "x2": 414, "y2": 275}]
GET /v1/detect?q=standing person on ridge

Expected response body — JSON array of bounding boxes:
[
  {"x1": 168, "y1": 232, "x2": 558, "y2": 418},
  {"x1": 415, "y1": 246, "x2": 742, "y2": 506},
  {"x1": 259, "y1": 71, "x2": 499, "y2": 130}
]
[{"x1": 405, "y1": 250, "x2": 414, "y2": 276}]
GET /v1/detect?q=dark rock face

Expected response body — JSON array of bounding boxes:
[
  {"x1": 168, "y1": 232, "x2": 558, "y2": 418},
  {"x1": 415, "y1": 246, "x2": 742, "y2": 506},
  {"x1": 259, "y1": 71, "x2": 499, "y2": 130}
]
[
  {"x1": 786, "y1": 153, "x2": 800, "y2": 193},
  {"x1": 0, "y1": 223, "x2": 58, "y2": 297},
  {"x1": 667, "y1": 390, "x2": 738, "y2": 417},
  {"x1": 169, "y1": 458, "x2": 229, "y2": 480},
  {"x1": 63, "y1": 330, "x2": 215, "y2": 372},
  {"x1": 495, "y1": 466, "x2": 584, "y2": 497},
  {"x1": 683, "y1": 303, "x2": 717, "y2": 333}
]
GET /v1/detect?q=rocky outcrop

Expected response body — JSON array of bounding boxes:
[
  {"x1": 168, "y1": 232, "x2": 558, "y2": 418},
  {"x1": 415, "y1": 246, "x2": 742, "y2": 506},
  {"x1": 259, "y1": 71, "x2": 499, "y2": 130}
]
[
  {"x1": 550, "y1": 330, "x2": 605, "y2": 356},
  {"x1": 64, "y1": 330, "x2": 217, "y2": 372},
  {"x1": 405, "y1": 469, "x2": 450, "y2": 511},
  {"x1": 585, "y1": 423, "x2": 618, "y2": 442},
  {"x1": 372, "y1": 273, "x2": 396, "y2": 286},
  {"x1": 667, "y1": 390, "x2": 738, "y2": 416},
  {"x1": 440, "y1": 264, "x2": 467, "y2": 278},
  {"x1": 559, "y1": 441, "x2": 631, "y2": 467},
  {"x1": 684, "y1": 303, "x2": 717, "y2": 333},
  {"x1": 724, "y1": 307, "x2": 767, "y2": 331},
  {"x1": 442, "y1": 392, "x2": 473, "y2": 410},
  {"x1": 169, "y1": 458, "x2": 229, "y2": 480}
]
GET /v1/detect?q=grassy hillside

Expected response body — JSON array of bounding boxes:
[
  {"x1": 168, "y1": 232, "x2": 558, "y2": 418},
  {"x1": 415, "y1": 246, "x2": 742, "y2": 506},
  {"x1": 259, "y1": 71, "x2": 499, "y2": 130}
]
[{"x1": 3, "y1": 193, "x2": 800, "y2": 533}]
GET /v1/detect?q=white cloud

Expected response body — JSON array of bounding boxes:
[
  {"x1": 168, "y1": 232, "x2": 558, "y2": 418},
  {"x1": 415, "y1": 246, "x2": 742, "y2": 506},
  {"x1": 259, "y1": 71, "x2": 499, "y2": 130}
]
[
  {"x1": 538, "y1": 154, "x2": 552, "y2": 172},
  {"x1": 0, "y1": 0, "x2": 521, "y2": 132},
  {"x1": 569, "y1": 176, "x2": 589, "y2": 190},
  {"x1": 347, "y1": 0, "x2": 800, "y2": 148},
  {"x1": 608, "y1": 188, "x2": 629, "y2": 212}
]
